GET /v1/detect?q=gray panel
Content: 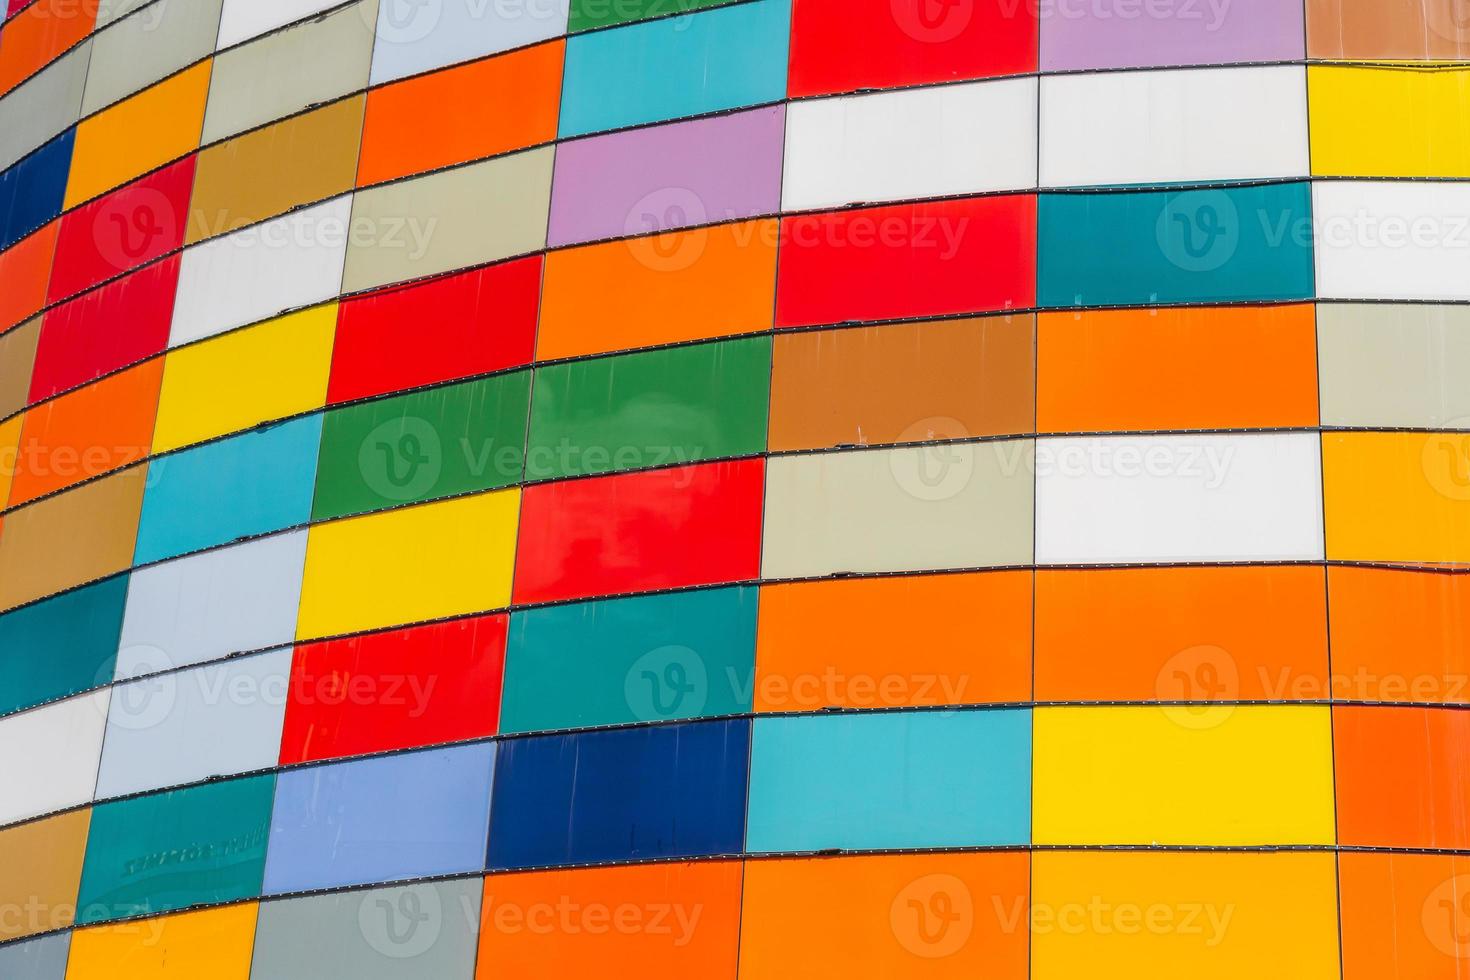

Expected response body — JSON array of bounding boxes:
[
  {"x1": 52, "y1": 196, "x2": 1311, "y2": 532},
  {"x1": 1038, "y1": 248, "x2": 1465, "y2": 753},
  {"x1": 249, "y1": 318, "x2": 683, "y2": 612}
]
[
  {"x1": 0, "y1": 42, "x2": 91, "y2": 172},
  {"x1": 250, "y1": 880, "x2": 482, "y2": 980},
  {"x1": 115, "y1": 529, "x2": 308, "y2": 680},
  {"x1": 368, "y1": 0, "x2": 568, "y2": 85},
  {"x1": 82, "y1": 0, "x2": 226, "y2": 116},
  {"x1": 96, "y1": 0, "x2": 162, "y2": 26},
  {"x1": 200, "y1": 0, "x2": 377, "y2": 145},
  {"x1": 0, "y1": 932, "x2": 71, "y2": 980},
  {"x1": 1318, "y1": 302, "x2": 1470, "y2": 429}
]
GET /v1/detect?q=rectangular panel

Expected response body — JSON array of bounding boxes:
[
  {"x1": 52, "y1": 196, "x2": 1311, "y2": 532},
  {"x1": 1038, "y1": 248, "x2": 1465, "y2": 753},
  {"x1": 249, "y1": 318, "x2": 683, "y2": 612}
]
[
  {"x1": 217, "y1": 0, "x2": 346, "y2": 47},
  {"x1": 1318, "y1": 303, "x2": 1470, "y2": 428},
  {"x1": 754, "y1": 572, "x2": 1032, "y2": 711},
  {"x1": 0, "y1": 689, "x2": 108, "y2": 825},
  {"x1": 739, "y1": 853, "x2": 1029, "y2": 978},
  {"x1": 776, "y1": 195, "x2": 1036, "y2": 327},
  {"x1": 263, "y1": 742, "x2": 495, "y2": 894},
  {"x1": 367, "y1": 0, "x2": 568, "y2": 85},
  {"x1": 80, "y1": 0, "x2": 222, "y2": 116},
  {"x1": 570, "y1": 0, "x2": 731, "y2": 30},
  {"x1": 558, "y1": 0, "x2": 789, "y2": 138},
  {"x1": 768, "y1": 315, "x2": 1035, "y2": 451},
  {"x1": 783, "y1": 78, "x2": 1037, "y2": 212},
  {"x1": 0, "y1": 42, "x2": 89, "y2": 173},
  {"x1": 0, "y1": 932, "x2": 69, "y2": 980},
  {"x1": 1324, "y1": 431, "x2": 1470, "y2": 564},
  {"x1": 1311, "y1": 65, "x2": 1470, "y2": 178},
  {"x1": 537, "y1": 218, "x2": 778, "y2": 361},
  {"x1": 312, "y1": 370, "x2": 529, "y2": 520},
  {"x1": 1335, "y1": 705, "x2": 1470, "y2": 849},
  {"x1": 747, "y1": 710, "x2": 1030, "y2": 852},
  {"x1": 0, "y1": 574, "x2": 125, "y2": 716},
  {"x1": 511, "y1": 460, "x2": 764, "y2": 605},
  {"x1": 1041, "y1": 0, "x2": 1303, "y2": 70},
  {"x1": 295, "y1": 489, "x2": 520, "y2": 640},
  {"x1": 328, "y1": 257, "x2": 539, "y2": 403},
  {"x1": 526, "y1": 337, "x2": 769, "y2": 480},
  {"x1": 1307, "y1": 0, "x2": 1470, "y2": 59},
  {"x1": 65, "y1": 904, "x2": 258, "y2": 980},
  {"x1": 1037, "y1": 304, "x2": 1319, "y2": 432},
  {"x1": 1038, "y1": 183, "x2": 1315, "y2": 307},
  {"x1": 1338, "y1": 851, "x2": 1470, "y2": 980},
  {"x1": 0, "y1": 128, "x2": 72, "y2": 251},
  {"x1": 1329, "y1": 566, "x2": 1470, "y2": 705},
  {"x1": 501, "y1": 586, "x2": 758, "y2": 733},
  {"x1": 0, "y1": 808, "x2": 89, "y2": 941},
  {"x1": 487, "y1": 719, "x2": 750, "y2": 869},
  {"x1": 168, "y1": 197, "x2": 351, "y2": 347},
  {"x1": 0, "y1": 316, "x2": 41, "y2": 416},
  {"x1": 279, "y1": 613, "x2": 507, "y2": 764},
  {"x1": 550, "y1": 105, "x2": 783, "y2": 247},
  {"x1": 76, "y1": 774, "x2": 274, "y2": 922},
  {"x1": 133, "y1": 414, "x2": 322, "y2": 564},
  {"x1": 0, "y1": 222, "x2": 57, "y2": 333},
  {"x1": 0, "y1": 0, "x2": 94, "y2": 96},
  {"x1": 1033, "y1": 705, "x2": 1336, "y2": 845},
  {"x1": 116, "y1": 530, "x2": 307, "y2": 679},
  {"x1": 762, "y1": 444, "x2": 1035, "y2": 578},
  {"x1": 1314, "y1": 180, "x2": 1470, "y2": 301},
  {"x1": 342, "y1": 146, "x2": 553, "y2": 293},
  {"x1": 1035, "y1": 432, "x2": 1325, "y2": 564}
]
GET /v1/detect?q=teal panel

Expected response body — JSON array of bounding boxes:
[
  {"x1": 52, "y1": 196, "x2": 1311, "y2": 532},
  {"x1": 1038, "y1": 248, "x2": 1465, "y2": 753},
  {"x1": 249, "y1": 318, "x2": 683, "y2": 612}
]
[{"x1": 0, "y1": 574, "x2": 127, "y2": 716}]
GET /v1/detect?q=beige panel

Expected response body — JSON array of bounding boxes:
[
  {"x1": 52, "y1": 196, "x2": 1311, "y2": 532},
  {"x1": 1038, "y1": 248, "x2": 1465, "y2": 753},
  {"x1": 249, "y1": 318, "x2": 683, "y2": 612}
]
[
  {"x1": 761, "y1": 442, "x2": 1035, "y2": 579},
  {"x1": 342, "y1": 145, "x2": 553, "y2": 293},
  {"x1": 0, "y1": 808, "x2": 91, "y2": 941},
  {"x1": 81, "y1": 0, "x2": 224, "y2": 115},
  {"x1": 1319, "y1": 303, "x2": 1470, "y2": 428},
  {"x1": 199, "y1": 0, "x2": 377, "y2": 145},
  {"x1": 0, "y1": 318, "x2": 41, "y2": 420},
  {"x1": 0, "y1": 42, "x2": 90, "y2": 172}
]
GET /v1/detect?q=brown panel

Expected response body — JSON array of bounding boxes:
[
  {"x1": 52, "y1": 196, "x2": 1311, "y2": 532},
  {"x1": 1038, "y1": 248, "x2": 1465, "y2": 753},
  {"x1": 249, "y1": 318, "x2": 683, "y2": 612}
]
[
  {"x1": 1307, "y1": 0, "x2": 1470, "y2": 59},
  {"x1": 187, "y1": 96, "x2": 365, "y2": 244},
  {"x1": 0, "y1": 465, "x2": 148, "y2": 611},
  {"x1": 0, "y1": 318, "x2": 41, "y2": 419},
  {"x1": 0, "y1": 807, "x2": 91, "y2": 941},
  {"x1": 768, "y1": 314, "x2": 1035, "y2": 452}
]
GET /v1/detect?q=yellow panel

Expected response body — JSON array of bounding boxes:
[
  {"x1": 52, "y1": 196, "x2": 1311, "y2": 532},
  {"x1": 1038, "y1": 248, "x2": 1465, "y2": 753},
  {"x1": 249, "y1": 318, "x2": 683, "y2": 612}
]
[
  {"x1": 1310, "y1": 65, "x2": 1470, "y2": 177},
  {"x1": 1032, "y1": 850, "x2": 1339, "y2": 980},
  {"x1": 65, "y1": 903, "x2": 257, "y2": 980},
  {"x1": 1324, "y1": 430, "x2": 1470, "y2": 564},
  {"x1": 151, "y1": 303, "x2": 337, "y2": 454},
  {"x1": 295, "y1": 488, "x2": 520, "y2": 640},
  {"x1": 0, "y1": 414, "x2": 22, "y2": 510},
  {"x1": 64, "y1": 61, "x2": 213, "y2": 209},
  {"x1": 1033, "y1": 705, "x2": 1335, "y2": 846}
]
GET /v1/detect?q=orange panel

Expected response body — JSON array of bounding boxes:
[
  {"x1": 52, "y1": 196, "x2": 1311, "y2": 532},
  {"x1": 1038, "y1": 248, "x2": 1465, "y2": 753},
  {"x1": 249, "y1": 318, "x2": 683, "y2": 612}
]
[
  {"x1": 8, "y1": 357, "x2": 162, "y2": 506},
  {"x1": 1329, "y1": 566, "x2": 1470, "y2": 705},
  {"x1": 1035, "y1": 565, "x2": 1330, "y2": 702},
  {"x1": 1037, "y1": 304, "x2": 1319, "y2": 432},
  {"x1": 739, "y1": 852, "x2": 1029, "y2": 979},
  {"x1": 475, "y1": 861, "x2": 742, "y2": 979},
  {"x1": 0, "y1": 221, "x2": 58, "y2": 332},
  {"x1": 537, "y1": 219, "x2": 778, "y2": 361},
  {"x1": 1340, "y1": 851, "x2": 1470, "y2": 980},
  {"x1": 754, "y1": 572, "x2": 1032, "y2": 711},
  {"x1": 1334, "y1": 704, "x2": 1470, "y2": 850},
  {"x1": 357, "y1": 41, "x2": 563, "y2": 188},
  {"x1": 0, "y1": 0, "x2": 97, "y2": 96}
]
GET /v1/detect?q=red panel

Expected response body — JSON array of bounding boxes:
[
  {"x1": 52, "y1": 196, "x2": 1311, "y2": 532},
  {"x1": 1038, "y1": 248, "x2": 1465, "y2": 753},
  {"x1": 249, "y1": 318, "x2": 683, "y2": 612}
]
[
  {"x1": 327, "y1": 255, "x2": 541, "y2": 405},
  {"x1": 787, "y1": 0, "x2": 1037, "y2": 97},
  {"x1": 5, "y1": 0, "x2": 27, "y2": 18},
  {"x1": 1335, "y1": 705, "x2": 1470, "y2": 850},
  {"x1": 45, "y1": 155, "x2": 194, "y2": 305},
  {"x1": 775, "y1": 195, "x2": 1036, "y2": 328},
  {"x1": 513, "y1": 459, "x2": 765, "y2": 605},
  {"x1": 29, "y1": 254, "x2": 179, "y2": 403},
  {"x1": 278, "y1": 614, "x2": 508, "y2": 766}
]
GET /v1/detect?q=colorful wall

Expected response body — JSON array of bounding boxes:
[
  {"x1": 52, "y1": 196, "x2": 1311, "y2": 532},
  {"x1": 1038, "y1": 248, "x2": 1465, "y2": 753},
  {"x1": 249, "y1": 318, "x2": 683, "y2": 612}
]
[{"x1": 0, "y1": 0, "x2": 1469, "y2": 977}]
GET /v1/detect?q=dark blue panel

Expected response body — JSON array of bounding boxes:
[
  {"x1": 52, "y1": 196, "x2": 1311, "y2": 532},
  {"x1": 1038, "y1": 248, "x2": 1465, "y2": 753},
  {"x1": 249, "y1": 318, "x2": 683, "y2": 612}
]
[
  {"x1": 486, "y1": 718, "x2": 750, "y2": 870},
  {"x1": 0, "y1": 128, "x2": 74, "y2": 251}
]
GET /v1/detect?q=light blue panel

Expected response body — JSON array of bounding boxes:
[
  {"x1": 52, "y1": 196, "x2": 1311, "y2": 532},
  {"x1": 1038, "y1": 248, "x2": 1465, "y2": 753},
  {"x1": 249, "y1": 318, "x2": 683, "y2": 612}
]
[
  {"x1": 745, "y1": 708, "x2": 1031, "y2": 853},
  {"x1": 369, "y1": 0, "x2": 571, "y2": 85},
  {"x1": 133, "y1": 415, "x2": 323, "y2": 565},
  {"x1": 0, "y1": 932, "x2": 70, "y2": 980},
  {"x1": 557, "y1": 0, "x2": 791, "y2": 138}
]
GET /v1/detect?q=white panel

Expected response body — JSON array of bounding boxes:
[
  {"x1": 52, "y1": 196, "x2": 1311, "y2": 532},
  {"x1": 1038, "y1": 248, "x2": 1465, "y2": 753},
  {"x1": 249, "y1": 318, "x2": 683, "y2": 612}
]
[
  {"x1": 781, "y1": 77, "x2": 1038, "y2": 212},
  {"x1": 217, "y1": 0, "x2": 347, "y2": 48},
  {"x1": 369, "y1": 0, "x2": 570, "y2": 86},
  {"x1": 0, "y1": 690, "x2": 109, "y2": 826},
  {"x1": 1314, "y1": 180, "x2": 1470, "y2": 301},
  {"x1": 1035, "y1": 432, "x2": 1324, "y2": 564},
  {"x1": 95, "y1": 648, "x2": 292, "y2": 800},
  {"x1": 1039, "y1": 66, "x2": 1309, "y2": 187},
  {"x1": 168, "y1": 196, "x2": 352, "y2": 347}
]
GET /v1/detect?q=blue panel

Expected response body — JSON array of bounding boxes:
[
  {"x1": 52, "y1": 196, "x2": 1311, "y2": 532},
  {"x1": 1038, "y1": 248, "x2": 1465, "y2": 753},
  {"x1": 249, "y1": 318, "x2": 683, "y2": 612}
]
[
  {"x1": 133, "y1": 414, "x2": 323, "y2": 565},
  {"x1": 0, "y1": 127, "x2": 74, "y2": 251},
  {"x1": 262, "y1": 741, "x2": 496, "y2": 895},
  {"x1": 557, "y1": 0, "x2": 791, "y2": 138},
  {"x1": 487, "y1": 718, "x2": 750, "y2": 870},
  {"x1": 368, "y1": 0, "x2": 569, "y2": 85},
  {"x1": 744, "y1": 708, "x2": 1032, "y2": 852}
]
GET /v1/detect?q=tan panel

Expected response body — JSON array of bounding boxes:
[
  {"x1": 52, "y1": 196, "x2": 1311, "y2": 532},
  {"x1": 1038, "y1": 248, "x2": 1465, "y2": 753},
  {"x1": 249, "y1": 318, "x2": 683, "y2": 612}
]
[
  {"x1": 1318, "y1": 303, "x2": 1470, "y2": 429},
  {"x1": 0, "y1": 318, "x2": 42, "y2": 419},
  {"x1": 188, "y1": 96, "x2": 365, "y2": 243},
  {"x1": 0, "y1": 807, "x2": 91, "y2": 942},
  {"x1": 769, "y1": 315, "x2": 1035, "y2": 452},
  {"x1": 0, "y1": 466, "x2": 148, "y2": 611},
  {"x1": 1307, "y1": 0, "x2": 1470, "y2": 59},
  {"x1": 342, "y1": 145, "x2": 553, "y2": 293}
]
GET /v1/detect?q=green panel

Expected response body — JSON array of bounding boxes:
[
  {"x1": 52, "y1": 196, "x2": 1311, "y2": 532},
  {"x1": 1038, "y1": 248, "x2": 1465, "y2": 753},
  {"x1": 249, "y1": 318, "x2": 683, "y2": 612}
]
[
  {"x1": 501, "y1": 586, "x2": 758, "y2": 733},
  {"x1": 569, "y1": 0, "x2": 735, "y2": 33},
  {"x1": 526, "y1": 337, "x2": 770, "y2": 481},
  {"x1": 0, "y1": 575, "x2": 127, "y2": 716},
  {"x1": 75, "y1": 774, "x2": 276, "y2": 924},
  {"x1": 311, "y1": 371, "x2": 530, "y2": 521}
]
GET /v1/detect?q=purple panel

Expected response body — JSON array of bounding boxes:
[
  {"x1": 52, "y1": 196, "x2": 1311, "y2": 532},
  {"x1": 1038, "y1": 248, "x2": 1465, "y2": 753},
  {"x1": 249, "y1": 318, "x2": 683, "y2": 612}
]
[
  {"x1": 547, "y1": 105, "x2": 785, "y2": 248},
  {"x1": 1039, "y1": 0, "x2": 1304, "y2": 71}
]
